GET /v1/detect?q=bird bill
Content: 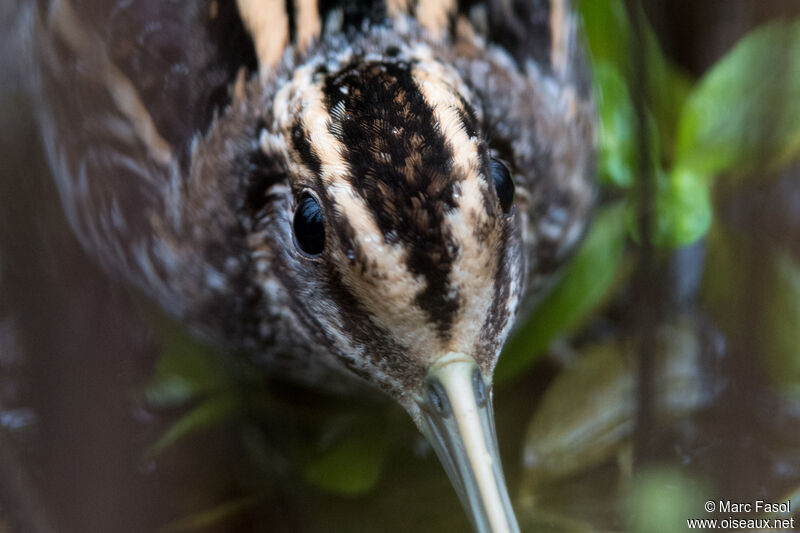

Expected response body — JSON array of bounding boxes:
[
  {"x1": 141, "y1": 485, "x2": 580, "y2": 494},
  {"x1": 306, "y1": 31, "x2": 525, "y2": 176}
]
[{"x1": 417, "y1": 354, "x2": 520, "y2": 533}]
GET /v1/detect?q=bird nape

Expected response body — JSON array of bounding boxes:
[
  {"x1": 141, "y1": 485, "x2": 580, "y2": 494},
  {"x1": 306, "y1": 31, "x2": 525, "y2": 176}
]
[{"x1": 30, "y1": 0, "x2": 594, "y2": 531}]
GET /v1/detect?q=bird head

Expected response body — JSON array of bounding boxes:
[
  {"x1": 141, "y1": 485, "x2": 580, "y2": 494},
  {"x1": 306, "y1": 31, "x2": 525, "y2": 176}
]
[
  {"x1": 275, "y1": 54, "x2": 522, "y2": 396},
  {"x1": 234, "y1": 44, "x2": 526, "y2": 531}
]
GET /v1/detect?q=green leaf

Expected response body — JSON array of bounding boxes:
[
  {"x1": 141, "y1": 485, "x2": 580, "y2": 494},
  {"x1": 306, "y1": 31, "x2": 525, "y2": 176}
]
[
  {"x1": 623, "y1": 166, "x2": 712, "y2": 248},
  {"x1": 651, "y1": 168, "x2": 712, "y2": 247},
  {"x1": 578, "y1": 0, "x2": 631, "y2": 75},
  {"x1": 675, "y1": 19, "x2": 800, "y2": 178},
  {"x1": 304, "y1": 420, "x2": 388, "y2": 496},
  {"x1": 521, "y1": 341, "x2": 632, "y2": 487},
  {"x1": 143, "y1": 374, "x2": 201, "y2": 410},
  {"x1": 625, "y1": 181, "x2": 713, "y2": 250},
  {"x1": 593, "y1": 60, "x2": 666, "y2": 191},
  {"x1": 496, "y1": 203, "x2": 627, "y2": 382},
  {"x1": 579, "y1": 0, "x2": 691, "y2": 156},
  {"x1": 639, "y1": 13, "x2": 692, "y2": 157},
  {"x1": 143, "y1": 315, "x2": 230, "y2": 408},
  {"x1": 519, "y1": 319, "x2": 704, "y2": 491},
  {"x1": 594, "y1": 62, "x2": 637, "y2": 188},
  {"x1": 149, "y1": 395, "x2": 240, "y2": 456}
]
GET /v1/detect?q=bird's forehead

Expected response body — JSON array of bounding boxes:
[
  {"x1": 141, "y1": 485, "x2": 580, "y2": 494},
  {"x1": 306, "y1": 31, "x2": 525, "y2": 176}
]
[
  {"x1": 272, "y1": 48, "x2": 480, "y2": 168},
  {"x1": 271, "y1": 46, "x2": 490, "y2": 232}
]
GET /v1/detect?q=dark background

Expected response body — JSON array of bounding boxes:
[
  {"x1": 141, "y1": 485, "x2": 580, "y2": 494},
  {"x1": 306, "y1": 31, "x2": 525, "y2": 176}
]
[{"x1": 2, "y1": 1, "x2": 800, "y2": 532}]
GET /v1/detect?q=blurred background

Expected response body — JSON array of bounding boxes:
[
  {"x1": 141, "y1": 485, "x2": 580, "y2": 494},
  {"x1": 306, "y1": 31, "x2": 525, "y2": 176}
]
[{"x1": 1, "y1": 1, "x2": 800, "y2": 531}]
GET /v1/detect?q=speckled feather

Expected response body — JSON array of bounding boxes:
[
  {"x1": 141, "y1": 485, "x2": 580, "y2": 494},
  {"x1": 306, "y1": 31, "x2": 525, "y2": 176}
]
[{"x1": 29, "y1": 0, "x2": 594, "y2": 415}]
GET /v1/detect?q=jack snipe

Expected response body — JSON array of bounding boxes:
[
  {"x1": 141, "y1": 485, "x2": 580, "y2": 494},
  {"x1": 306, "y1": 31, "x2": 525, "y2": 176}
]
[{"x1": 30, "y1": 0, "x2": 594, "y2": 530}]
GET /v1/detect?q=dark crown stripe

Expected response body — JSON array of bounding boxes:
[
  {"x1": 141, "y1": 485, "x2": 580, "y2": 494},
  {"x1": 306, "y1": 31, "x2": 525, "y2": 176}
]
[
  {"x1": 322, "y1": 254, "x2": 421, "y2": 391},
  {"x1": 284, "y1": 0, "x2": 297, "y2": 43},
  {"x1": 321, "y1": 59, "x2": 462, "y2": 340},
  {"x1": 475, "y1": 217, "x2": 517, "y2": 359},
  {"x1": 290, "y1": 119, "x2": 323, "y2": 178}
]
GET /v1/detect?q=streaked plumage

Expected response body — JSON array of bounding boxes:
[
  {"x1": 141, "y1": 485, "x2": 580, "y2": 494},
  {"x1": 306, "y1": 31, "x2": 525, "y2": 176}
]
[{"x1": 27, "y1": 0, "x2": 594, "y2": 530}]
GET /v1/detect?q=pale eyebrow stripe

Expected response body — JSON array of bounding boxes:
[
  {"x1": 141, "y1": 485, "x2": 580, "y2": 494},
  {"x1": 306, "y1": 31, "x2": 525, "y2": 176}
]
[
  {"x1": 411, "y1": 60, "x2": 480, "y2": 179},
  {"x1": 237, "y1": 0, "x2": 289, "y2": 73},
  {"x1": 387, "y1": 0, "x2": 412, "y2": 18},
  {"x1": 273, "y1": 67, "x2": 442, "y2": 357},
  {"x1": 296, "y1": 0, "x2": 321, "y2": 52},
  {"x1": 443, "y1": 179, "x2": 498, "y2": 355},
  {"x1": 47, "y1": 0, "x2": 174, "y2": 166},
  {"x1": 550, "y1": 0, "x2": 570, "y2": 75},
  {"x1": 274, "y1": 64, "x2": 349, "y2": 186},
  {"x1": 416, "y1": 0, "x2": 456, "y2": 39},
  {"x1": 410, "y1": 57, "x2": 499, "y2": 354}
]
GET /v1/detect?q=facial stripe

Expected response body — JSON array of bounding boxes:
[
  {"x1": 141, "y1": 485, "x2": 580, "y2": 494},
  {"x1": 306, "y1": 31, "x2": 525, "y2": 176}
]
[
  {"x1": 330, "y1": 211, "x2": 440, "y2": 366},
  {"x1": 275, "y1": 61, "x2": 444, "y2": 361},
  {"x1": 456, "y1": 94, "x2": 480, "y2": 139},
  {"x1": 320, "y1": 261, "x2": 407, "y2": 390},
  {"x1": 386, "y1": 0, "x2": 412, "y2": 18},
  {"x1": 295, "y1": 0, "x2": 321, "y2": 51},
  {"x1": 321, "y1": 59, "x2": 465, "y2": 338},
  {"x1": 324, "y1": 186, "x2": 439, "y2": 364},
  {"x1": 273, "y1": 64, "x2": 331, "y2": 181},
  {"x1": 416, "y1": 0, "x2": 456, "y2": 38},
  {"x1": 290, "y1": 120, "x2": 323, "y2": 178},
  {"x1": 477, "y1": 219, "x2": 522, "y2": 376},
  {"x1": 550, "y1": 0, "x2": 570, "y2": 74},
  {"x1": 237, "y1": 0, "x2": 288, "y2": 72},
  {"x1": 411, "y1": 57, "x2": 481, "y2": 180},
  {"x1": 266, "y1": 228, "x2": 406, "y2": 390},
  {"x1": 284, "y1": 0, "x2": 296, "y2": 45},
  {"x1": 445, "y1": 174, "x2": 503, "y2": 353},
  {"x1": 410, "y1": 55, "x2": 508, "y2": 353}
]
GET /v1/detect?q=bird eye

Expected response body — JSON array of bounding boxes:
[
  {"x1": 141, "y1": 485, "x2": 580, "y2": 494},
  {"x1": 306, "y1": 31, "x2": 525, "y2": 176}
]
[
  {"x1": 293, "y1": 192, "x2": 325, "y2": 257},
  {"x1": 490, "y1": 158, "x2": 515, "y2": 214}
]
